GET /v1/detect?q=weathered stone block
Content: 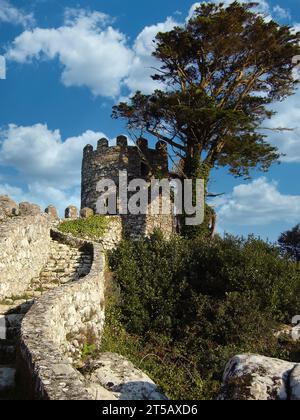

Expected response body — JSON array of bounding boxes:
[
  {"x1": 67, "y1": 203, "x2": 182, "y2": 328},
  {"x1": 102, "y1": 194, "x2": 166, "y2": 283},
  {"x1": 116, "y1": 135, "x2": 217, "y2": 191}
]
[
  {"x1": 80, "y1": 207, "x2": 94, "y2": 219},
  {"x1": 45, "y1": 205, "x2": 59, "y2": 219},
  {"x1": 19, "y1": 202, "x2": 41, "y2": 216},
  {"x1": 0, "y1": 214, "x2": 51, "y2": 300},
  {"x1": 65, "y1": 206, "x2": 78, "y2": 219},
  {"x1": 0, "y1": 195, "x2": 18, "y2": 219},
  {"x1": 86, "y1": 352, "x2": 167, "y2": 400},
  {"x1": 219, "y1": 354, "x2": 297, "y2": 401}
]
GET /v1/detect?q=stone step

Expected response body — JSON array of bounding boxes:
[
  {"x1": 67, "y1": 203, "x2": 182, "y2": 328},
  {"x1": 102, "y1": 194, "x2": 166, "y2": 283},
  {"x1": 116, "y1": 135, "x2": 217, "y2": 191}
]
[{"x1": 0, "y1": 366, "x2": 16, "y2": 399}]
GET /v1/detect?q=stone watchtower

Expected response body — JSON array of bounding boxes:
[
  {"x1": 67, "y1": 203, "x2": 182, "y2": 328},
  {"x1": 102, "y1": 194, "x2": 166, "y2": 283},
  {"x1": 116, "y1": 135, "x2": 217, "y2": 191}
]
[{"x1": 81, "y1": 135, "x2": 174, "y2": 239}]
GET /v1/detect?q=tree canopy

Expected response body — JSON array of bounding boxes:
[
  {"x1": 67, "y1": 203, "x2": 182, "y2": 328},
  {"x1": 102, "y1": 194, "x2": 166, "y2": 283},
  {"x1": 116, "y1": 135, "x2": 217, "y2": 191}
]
[
  {"x1": 113, "y1": 2, "x2": 300, "y2": 181},
  {"x1": 279, "y1": 224, "x2": 300, "y2": 264}
]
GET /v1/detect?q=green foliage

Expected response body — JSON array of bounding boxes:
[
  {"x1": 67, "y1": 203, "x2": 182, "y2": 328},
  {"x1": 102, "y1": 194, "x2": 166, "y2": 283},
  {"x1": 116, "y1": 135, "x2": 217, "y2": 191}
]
[
  {"x1": 81, "y1": 343, "x2": 97, "y2": 362},
  {"x1": 113, "y1": 3, "x2": 300, "y2": 178},
  {"x1": 279, "y1": 224, "x2": 300, "y2": 263},
  {"x1": 58, "y1": 215, "x2": 109, "y2": 239},
  {"x1": 101, "y1": 289, "x2": 217, "y2": 400},
  {"x1": 113, "y1": 2, "x2": 300, "y2": 236},
  {"x1": 104, "y1": 233, "x2": 300, "y2": 399}
]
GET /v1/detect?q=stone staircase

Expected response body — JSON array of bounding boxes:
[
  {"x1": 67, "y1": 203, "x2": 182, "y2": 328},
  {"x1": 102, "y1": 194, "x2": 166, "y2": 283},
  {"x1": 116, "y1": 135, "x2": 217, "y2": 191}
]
[{"x1": 0, "y1": 238, "x2": 93, "y2": 400}]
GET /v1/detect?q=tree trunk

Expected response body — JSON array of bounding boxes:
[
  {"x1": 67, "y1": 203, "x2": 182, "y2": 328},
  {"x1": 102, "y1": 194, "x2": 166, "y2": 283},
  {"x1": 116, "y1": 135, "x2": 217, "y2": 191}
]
[{"x1": 181, "y1": 142, "x2": 214, "y2": 239}]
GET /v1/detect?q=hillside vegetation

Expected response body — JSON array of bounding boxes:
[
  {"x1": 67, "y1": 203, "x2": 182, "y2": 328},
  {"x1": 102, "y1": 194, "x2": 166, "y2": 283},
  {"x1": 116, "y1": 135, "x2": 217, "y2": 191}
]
[{"x1": 101, "y1": 232, "x2": 300, "y2": 400}]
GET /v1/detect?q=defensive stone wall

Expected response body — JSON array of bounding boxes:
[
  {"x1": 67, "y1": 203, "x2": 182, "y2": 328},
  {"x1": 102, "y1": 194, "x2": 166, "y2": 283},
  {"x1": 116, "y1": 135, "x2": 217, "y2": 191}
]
[
  {"x1": 18, "y1": 230, "x2": 106, "y2": 400},
  {"x1": 0, "y1": 214, "x2": 51, "y2": 300},
  {"x1": 0, "y1": 197, "x2": 167, "y2": 400}
]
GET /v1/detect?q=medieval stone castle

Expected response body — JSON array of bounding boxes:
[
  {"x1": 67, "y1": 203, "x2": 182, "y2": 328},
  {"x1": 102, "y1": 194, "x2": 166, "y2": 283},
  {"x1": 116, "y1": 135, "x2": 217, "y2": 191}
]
[
  {"x1": 0, "y1": 134, "x2": 174, "y2": 401},
  {"x1": 0, "y1": 136, "x2": 300, "y2": 400},
  {"x1": 81, "y1": 135, "x2": 174, "y2": 239}
]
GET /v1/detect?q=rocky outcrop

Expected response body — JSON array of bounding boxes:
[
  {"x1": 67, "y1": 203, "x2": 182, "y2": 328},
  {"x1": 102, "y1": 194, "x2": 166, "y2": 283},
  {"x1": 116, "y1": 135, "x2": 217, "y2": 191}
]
[
  {"x1": 84, "y1": 353, "x2": 167, "y2": 400},
  {"x1": 219, "y1": 354, "x2": 300, "y2": 400}
]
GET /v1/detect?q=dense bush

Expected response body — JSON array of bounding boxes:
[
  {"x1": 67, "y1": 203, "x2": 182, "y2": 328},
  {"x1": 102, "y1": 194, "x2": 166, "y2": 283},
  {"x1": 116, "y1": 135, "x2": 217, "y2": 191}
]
[{"x1": 103, "y1": 232, "x2": 300, "y2": 399}]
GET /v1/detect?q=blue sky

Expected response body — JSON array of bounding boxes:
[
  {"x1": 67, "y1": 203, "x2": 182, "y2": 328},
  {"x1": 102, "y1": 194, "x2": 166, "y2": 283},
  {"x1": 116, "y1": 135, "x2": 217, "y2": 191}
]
[{"x1": 0, "y1": 0, "x2": 299, "y2": 241}]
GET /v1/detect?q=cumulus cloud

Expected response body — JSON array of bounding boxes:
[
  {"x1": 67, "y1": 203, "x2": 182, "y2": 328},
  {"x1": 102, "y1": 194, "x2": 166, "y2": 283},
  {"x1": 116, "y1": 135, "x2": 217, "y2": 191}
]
[
  {"x1": 0, "y1": 123, "x2": 113, "y2": 216},
  {"x1": 264, "y1": 91, "x2": 300, "y2": 163},
  {"x1": 0, "y1": 182, "x2": 80, "y2": 217},
  {"x1": 5, "y1": 7, "x2": 180, "y2": 98},
  {"x1": 6, "y1": 2, "x2": 295, "y2": 99},
  {"x1": 6, "y1": 9, "x2": 134, "y2": 98},
  {"x1": 213, "y1": 177, "x2": 300, "y2": 227},
  {"x1": 125, "y1": 17, "x2": 178, "y2": 94},
  {"x1": 0, "y1": 123, "x2": 107, "y2": 188},
  {"x1": 272, "y1": 5, "x2": 291, "y2": 20},
  {"x1": 0, "y1": 0, "x2": 34, "y2": 27},
  {"x1": 4, "y1": 3, "x2": 300, "y2": 163}
]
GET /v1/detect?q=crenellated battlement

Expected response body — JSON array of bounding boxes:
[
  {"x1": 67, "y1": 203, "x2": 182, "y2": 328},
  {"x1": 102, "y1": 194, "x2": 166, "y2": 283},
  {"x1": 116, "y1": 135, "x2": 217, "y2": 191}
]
[
  {"x1": 81, "y1": 134, "x2": 173, "y2": 239},
  {"x1": 83, "y1": 135, "x2": 168, "y2": 159},
  {"x1": 81, "y1": 134, "x2": 169, "y2": 208}
]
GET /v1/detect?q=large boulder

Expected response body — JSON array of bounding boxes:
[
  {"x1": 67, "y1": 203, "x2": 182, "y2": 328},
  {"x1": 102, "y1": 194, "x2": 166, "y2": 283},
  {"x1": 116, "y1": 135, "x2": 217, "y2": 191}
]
[
  {"x1": 85, "y1": 352, "x2": 167, "y2": 400},
  {"x1": 219, "y1": 354, "x2": 299, "y2": 400},
  {"x1": 0, "y1": 195, "x2": 18, "y2": 220}
]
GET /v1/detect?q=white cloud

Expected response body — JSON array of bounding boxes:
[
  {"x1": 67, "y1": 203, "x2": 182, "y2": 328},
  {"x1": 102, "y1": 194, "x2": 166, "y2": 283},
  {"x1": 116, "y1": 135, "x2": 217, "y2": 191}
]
[
  {"x1": 6, "y1": 9, "x2": 134, "y2": 98},
  {"x1": 0, "y1": 123, "x2": 107, "y2": 189},
  {"x1": 0, "y1": 182, "x2": 80, "y2": 217},
  {"x1": 125, "y1": 17, "x2": 179, "y2": 94},
  {"x1": 214, "y1": 177, "x2": 300, "y2": 227},
  {"x1": 4, "y1": 3, "x2": 300, "y2": 163},
  {"x1": 263, "y1": 90, "x2": 300, "y2": 162},
  {"x1": 6, "y1": 7, "x2": 180, "y2": 98},
  {"x1": 273, "y1": 5, "x2": 291, "y2": 20},
  {"x1": 6, "y1": 2, "x2": 296, "y2": 99},
  {"x1": 0, "y1": 123, "x2": 113, "y2": 216},
  {"x1": 0, "y1": 0, "x2": 34, "y2": 27}
]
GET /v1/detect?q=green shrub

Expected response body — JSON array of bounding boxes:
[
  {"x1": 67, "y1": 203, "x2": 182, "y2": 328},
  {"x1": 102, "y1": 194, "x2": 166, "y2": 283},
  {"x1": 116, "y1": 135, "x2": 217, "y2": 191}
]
[
  {"x1": 58, "y1": 215, "x2": 109, "y2": 239},
  {"x1": 104, "y1": 233, "x2": 300, "y2": 400}
]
